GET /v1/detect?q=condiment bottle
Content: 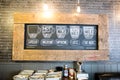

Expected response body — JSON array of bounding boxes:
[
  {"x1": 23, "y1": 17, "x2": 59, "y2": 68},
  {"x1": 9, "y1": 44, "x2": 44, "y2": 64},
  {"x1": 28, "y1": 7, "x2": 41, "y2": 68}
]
[{"x1": 63, "y1": 65, "x2": 69, "y2": 78}]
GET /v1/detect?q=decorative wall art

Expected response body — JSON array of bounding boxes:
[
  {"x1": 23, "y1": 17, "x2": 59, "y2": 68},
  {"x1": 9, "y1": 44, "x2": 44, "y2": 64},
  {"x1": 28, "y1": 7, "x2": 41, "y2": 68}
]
[
  {"x1": 12, "y1": 12, "x2": 109, "y2": 61},
  {"x1": 24, "y1": 24, "x2": 98, "y2": 50}
]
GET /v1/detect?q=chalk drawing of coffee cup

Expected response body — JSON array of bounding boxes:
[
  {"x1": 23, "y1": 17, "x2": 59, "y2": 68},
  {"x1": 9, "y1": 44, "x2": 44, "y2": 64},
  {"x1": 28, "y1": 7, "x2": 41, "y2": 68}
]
[
  {"x1": 83, "y1": 26, "x2": 96, "y2": 39},
  {"x1": 70, "y1": 26, "x2": 82, "y2": 39},
  {"x1": 27, "y1": 25, "x2": 41, "y2": 39},
  {"x1": 42, "y1": 25, "x2": 55, "y2": 38},
  {"x1": 56, "y1": 25, "x2": 69, "y2": 39}
]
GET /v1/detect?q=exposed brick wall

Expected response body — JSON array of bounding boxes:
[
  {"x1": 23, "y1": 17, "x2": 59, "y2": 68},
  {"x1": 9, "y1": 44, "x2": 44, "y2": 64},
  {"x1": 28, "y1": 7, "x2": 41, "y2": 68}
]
[
  {"x1": 0, "y1": 0, "x2": 120, "y2": 61},
  {"x1": 0, "y1": 11, "x2": 13, "y2": 61},
  {"x1": 0, "y1": 0, "x2": 120, "y2": 80}
]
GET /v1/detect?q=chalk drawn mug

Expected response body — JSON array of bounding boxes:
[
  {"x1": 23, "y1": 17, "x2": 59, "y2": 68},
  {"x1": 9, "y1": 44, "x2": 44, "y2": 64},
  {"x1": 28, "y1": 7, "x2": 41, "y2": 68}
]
[
  {"x1": 27, "y1": 25, "x2": 41, "y2": 39},
  {"x1": 56, "y1": 25, "x2": 69, "y2": 39},
  {"x1": 42, "y1": 25, "x2": 55, "y2": 38},
  {"x1": 70, "y1": 26, "x2": 82, "y2": 39},
  {"x1": 83, "y1": 26, "x2": 96, "y2": 39}
]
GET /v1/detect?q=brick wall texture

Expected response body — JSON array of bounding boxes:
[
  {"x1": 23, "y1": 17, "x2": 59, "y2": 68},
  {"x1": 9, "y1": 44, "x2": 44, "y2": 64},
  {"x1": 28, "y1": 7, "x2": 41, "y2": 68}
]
[
  {"x1": 0, "y1": 0, "x2": 119, "y2": 61},
  {"x1": 0, "y1": 0, "x2": 120, "y2": 80}
]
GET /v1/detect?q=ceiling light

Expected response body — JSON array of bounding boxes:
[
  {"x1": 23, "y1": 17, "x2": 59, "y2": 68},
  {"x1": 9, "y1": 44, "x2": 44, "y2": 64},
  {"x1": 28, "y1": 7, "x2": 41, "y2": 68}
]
[{"x1": 77, "y1": 0, "x2": 81, "y2": 13}]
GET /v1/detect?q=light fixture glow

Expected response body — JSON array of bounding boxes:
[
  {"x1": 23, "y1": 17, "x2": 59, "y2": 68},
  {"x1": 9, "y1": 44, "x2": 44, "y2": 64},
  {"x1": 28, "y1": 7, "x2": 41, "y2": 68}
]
[
  {"x1": 42, "y1": 3, "x2": 53, "y2": 18},
  {"x1": 77, "y1": 0, "x2": 81, "y2": 13},
  {"x1": 77, "y1": 5, "x2": 81, "y2": 13},
  {"x1": 43, "y1": 11, "x2": 53, "y2": 18},
  {"x1": 43, "y1": 3, "x2": 48, "y2": 11}
]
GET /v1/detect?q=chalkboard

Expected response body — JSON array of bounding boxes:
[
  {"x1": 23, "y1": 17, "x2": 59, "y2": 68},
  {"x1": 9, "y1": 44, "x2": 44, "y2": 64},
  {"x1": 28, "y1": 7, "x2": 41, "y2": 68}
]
[{"x1": 24, "y1": 24, "x2": 98, "y2": 50}]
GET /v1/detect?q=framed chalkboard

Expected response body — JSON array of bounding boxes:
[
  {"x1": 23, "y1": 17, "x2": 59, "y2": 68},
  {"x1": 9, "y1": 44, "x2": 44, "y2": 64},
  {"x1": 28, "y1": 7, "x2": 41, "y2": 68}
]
[
  {"x1": 24, "y1": 24, "x2": 98, "y2": 50},
  {"x1": 13, "y1": 13, "x2": 109, "y2": 61}
]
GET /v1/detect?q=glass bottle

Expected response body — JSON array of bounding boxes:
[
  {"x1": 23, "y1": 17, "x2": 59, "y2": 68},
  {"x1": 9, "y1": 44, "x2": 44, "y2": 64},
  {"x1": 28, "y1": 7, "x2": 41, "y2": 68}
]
[{"x1": 63, "y1": 65, "x2": 69, "y2": 80}]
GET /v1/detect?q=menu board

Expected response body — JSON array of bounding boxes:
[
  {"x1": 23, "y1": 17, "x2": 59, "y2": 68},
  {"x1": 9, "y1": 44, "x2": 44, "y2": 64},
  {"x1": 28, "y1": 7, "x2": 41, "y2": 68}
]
[{"x1": 24, "y1": 24, "x2": 98, "y2": 50}]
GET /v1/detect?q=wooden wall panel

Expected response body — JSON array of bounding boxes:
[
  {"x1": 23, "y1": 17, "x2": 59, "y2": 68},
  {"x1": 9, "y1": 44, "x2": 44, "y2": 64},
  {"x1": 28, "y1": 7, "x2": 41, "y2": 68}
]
[
  {"x1": 12, "y1": 12, "x2": 109, "y2": 61},
  {"x1": 98, "y1": 14, "x2": 109, "y2": 50},
  {"x1": 14, "y1": 12, "x2": 99, "y2": 24}
]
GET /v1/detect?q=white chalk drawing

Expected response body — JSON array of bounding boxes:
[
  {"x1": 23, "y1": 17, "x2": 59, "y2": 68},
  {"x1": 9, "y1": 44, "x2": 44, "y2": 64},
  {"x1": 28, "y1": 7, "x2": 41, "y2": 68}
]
[
  {"x1": 42, "y1": 25, "x2": 55, "y2": 38},
  {"x1": 55, "y1": 39, "x2": 68, "y2": 46},
  {"x1": 70, "y1": 26, "x2": 82, "y2": 39},
  {"x1": 56, "y1": 25, "x2": 69, "y2": 38},
  {"x1": 82, "y1": 39, "x2": 96, "y2": 46},
  {"x1": 27, "y1": 25, "x2": 41, "y2": 39},
  {"x1": 25, "y1": 24, "x2": 97, "y2": 50},
  {"x1": 40, "y1": 39, "x2": 54, "y2": 46},
  {"x1": 83, "y1": 26, "x2": 96, "y2": 39},
  {"x1": 27, "y1": 39, "x2": 39, "y2": 46},
  {"x1": 70, "y1": 39, "x2": 80, "y2": 46}
]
